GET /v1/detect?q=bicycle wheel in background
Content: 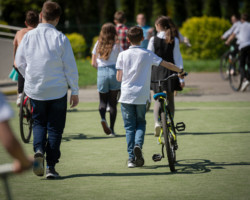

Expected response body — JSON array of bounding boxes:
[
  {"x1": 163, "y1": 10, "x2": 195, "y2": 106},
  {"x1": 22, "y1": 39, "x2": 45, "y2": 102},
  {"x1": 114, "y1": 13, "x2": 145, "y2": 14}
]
[
  {"x1": 229, "y1": 58, "x2": 242, "y2": 91},
  {"x1": 160, "y1": 105, "x2": 175, "y2": 172},
  {"x1": 19, "y1": 92, "x2": 33, "y2": 143},
  {"x1": 220, "y1": 51, "x2": 230, "y2": 80}
]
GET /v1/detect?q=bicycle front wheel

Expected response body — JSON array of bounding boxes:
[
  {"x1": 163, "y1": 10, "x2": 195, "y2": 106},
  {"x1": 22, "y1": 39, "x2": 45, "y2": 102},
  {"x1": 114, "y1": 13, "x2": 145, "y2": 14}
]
[
  {"x1": 220, "y1": 51, "x2": 230, "y2": 80},
  {"x1": 229, "y1": 58, "x2": 242, "y2": 91},
  {"x1": 161, "y1": 107, "x2": 175, "y2": 172},
  {"x1": 19, "y1": 92, "x2": 33, "y2": 143}
]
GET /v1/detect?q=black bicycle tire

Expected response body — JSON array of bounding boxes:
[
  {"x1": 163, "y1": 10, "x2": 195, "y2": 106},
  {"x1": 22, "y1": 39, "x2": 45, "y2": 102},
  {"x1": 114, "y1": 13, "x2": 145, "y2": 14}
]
[
  {"x1": 229, "y1": 58, "x2": 242, "y2": 91},
  {"x1": 220, "y1": 51, "x2": 230, "y2": 80},
  {"x1": 19, "y1": 92, "x2": 32, "y2": 143},
  {"x1": 160, "y1": 105, "x2": 175, "y2": 172}
]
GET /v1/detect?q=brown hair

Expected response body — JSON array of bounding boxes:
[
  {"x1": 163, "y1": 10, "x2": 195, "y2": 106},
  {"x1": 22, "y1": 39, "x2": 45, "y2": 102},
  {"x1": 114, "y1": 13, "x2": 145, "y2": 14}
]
[
  {"x1": 241, "y1": 13, "x2": 249, "y2": 21},
  {"x1": 155, "y1": 16, "x2": 174, "y2": 44},
  {"x1": 25, "y1": 10, "x2": 39, "y2": 27},
  {"x1": 127, "y1": 26, "x2": 143, "y2": 44},
  {"x1": 97, "y1": 23, "x2": 117, "y2": 60},
  {"x1": 114, "y1": 11, "x2": 126, "y2": 23},
  {"x1": 42, "y1": 1, "x2": 62, "y2": 21}
]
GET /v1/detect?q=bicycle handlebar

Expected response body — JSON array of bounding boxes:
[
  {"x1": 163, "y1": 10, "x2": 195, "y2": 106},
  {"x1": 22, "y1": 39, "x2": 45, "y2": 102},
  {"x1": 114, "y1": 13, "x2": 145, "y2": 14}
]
[
  {"x1": 151, "y1": 72, "x2": 188, "y2": 83},
  {"x1": 0, "y1": 164, "x2": 14, "y2": 177}
]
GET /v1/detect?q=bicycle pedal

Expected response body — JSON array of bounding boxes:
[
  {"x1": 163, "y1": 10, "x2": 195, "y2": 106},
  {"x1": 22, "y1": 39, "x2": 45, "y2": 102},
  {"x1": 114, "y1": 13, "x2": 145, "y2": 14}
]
[
  {"x1": 152, "y1": 154, "x2": 162, "y2": 162},
  {"x1": 175, "y1": 122, "x2": 186, "y2": 132}
]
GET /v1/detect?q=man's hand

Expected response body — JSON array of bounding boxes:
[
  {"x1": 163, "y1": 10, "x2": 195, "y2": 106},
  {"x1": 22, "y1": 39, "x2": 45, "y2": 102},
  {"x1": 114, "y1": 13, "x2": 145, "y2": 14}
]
[
  {"x1": 13, "y1": 157, "x2": 33, "y2": 173},
  {"x1": 70, "y1": 95, "x2": 79, "y2": 108}
]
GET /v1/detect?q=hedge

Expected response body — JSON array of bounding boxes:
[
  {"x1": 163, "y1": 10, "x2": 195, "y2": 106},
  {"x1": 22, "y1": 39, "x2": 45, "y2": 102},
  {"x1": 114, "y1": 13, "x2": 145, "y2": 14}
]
[{"x1": 66, "y1": 33, "x2": 87, "y2": 59}]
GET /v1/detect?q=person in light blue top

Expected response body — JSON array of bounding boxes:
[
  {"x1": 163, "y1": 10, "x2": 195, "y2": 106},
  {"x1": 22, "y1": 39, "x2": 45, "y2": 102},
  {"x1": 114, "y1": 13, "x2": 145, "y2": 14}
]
[
  {"x1": 15, "y1": 1, "x2": 79, "y2": 179},
  {"x1": 136, "y1": 13, "x2": 153, "y2": 49}
]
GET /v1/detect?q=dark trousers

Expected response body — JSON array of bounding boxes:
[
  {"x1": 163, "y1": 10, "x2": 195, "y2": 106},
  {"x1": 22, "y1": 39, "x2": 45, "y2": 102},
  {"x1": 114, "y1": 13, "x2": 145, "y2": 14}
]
[
  {"x1": 240, "y1": 45, "x2": 250, "y2": 80},
  {"x1": 30, "y1": 94, "x2": 67, "y2": 167},
  {"x1": 18, "y1": 73, "x2": 24, "y2": 94}
]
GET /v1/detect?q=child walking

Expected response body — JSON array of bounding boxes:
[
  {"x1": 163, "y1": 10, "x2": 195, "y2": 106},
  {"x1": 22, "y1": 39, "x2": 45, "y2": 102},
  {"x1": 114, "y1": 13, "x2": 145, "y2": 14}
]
[
  {"x1": 148, "y1": 16, "x2": 184, "y2": 137},
  {"x1": 13, "y1": 10, "x2": 39, "y2": 106},
  {"x1": 116, "y1": 26, "x2": 185, "y2": 168},
  {"x1": 15, "y1": 1, "x2": 79, "y2": 179},
  {"x1": 92, "y1": 23, "x2": 122, "y2": 136}
]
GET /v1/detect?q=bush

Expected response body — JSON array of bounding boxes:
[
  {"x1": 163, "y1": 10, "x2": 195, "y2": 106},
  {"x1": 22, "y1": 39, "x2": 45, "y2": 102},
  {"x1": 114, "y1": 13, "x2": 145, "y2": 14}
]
[
  {"x1": 180, "y1": 16, "x2": 231, "y2": 59},
  {"x1": 66, "y1": 33, "x2": 87, "y2": 59}
]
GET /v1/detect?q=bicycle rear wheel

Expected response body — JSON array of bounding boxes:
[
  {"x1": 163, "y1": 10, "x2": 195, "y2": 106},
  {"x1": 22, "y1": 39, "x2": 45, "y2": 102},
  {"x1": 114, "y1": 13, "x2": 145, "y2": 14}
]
[
  {"x1": 160, "y1": 105, "x2": 175, "y2": 172},
  {"x1": 229, "y1": 58, "x2": 242, "y2": 91},
  {"x1": 220, "y1": 51, "x2": 230, "y2": 80},
  {"x1": 19, "y1": 92, "x2": 33, "y2": 143}
]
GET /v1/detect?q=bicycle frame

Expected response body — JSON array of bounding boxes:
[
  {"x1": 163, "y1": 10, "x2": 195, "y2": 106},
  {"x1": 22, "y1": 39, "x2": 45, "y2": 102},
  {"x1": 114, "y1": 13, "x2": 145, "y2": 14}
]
[{"x1": 0, "y1": 164, "x2": 14, "y2": 200}]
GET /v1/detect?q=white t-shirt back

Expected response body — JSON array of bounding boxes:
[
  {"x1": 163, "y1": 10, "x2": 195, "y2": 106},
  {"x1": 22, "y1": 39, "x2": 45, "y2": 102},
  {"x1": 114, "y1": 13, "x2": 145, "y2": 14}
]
[
  {"x1": 234, "y1": 22, "x2": 250, "y2": 50},
  {"x1": 116, "y1": 46, "x2": 162, "y2": 104},
  {"x1": 92, "y1": 41, "x2": 123, "y2": 67}
]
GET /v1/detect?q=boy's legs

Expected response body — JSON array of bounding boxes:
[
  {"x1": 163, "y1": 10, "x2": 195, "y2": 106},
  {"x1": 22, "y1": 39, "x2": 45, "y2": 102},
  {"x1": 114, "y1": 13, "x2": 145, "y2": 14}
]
[
  {"x1": 121, "y1": 103, "x2": 136, "y2": 160},
  {"x1": 46, "y1": 94, "x2": 67, "y2": 168},
  {"x1": 30, "y1": 99, "x2": 48, "y2": 154},
  {"x1": 134, "y1": 104, "x2": 146, "y2": 148}
]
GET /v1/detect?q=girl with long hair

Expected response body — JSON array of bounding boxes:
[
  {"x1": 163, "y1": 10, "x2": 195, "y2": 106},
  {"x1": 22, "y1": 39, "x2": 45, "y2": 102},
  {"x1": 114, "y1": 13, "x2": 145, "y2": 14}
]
[
  {"x1": 148, "y1": 16, "x2": 184, "y2": 137},
  {"x1": 92, "y1": 23, "x2": 122, "y2": 136}
]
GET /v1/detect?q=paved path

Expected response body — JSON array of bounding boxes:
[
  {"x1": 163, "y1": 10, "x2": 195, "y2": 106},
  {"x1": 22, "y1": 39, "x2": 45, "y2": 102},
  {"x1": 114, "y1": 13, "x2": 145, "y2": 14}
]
[
  {"x1": 2, "y1": 72, "x2": 249, "y2": 102},
  {"x1": 0, "y1": 38, "x2": 13, "y2": 82}
]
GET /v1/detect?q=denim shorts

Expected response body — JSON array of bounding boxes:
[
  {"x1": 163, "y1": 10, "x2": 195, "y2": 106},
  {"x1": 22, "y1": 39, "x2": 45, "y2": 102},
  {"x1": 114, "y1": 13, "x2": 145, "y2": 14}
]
[{"x1": 97, "y1": 65, "x2": 121, "y2": 93}]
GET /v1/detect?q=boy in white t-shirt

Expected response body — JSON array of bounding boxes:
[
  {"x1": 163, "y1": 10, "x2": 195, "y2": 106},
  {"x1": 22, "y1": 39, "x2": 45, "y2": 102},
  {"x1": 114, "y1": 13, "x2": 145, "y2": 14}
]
[{"x1": 116, "y1": 26, "x2": 185, "y2": 168}]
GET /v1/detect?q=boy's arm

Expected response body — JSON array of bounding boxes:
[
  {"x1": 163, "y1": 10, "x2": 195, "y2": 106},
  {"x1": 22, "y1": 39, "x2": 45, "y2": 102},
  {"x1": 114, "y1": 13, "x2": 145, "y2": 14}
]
[
  {"x1": 116, "y1": 70, "x2": 123, "y2": 82},
  {"x1": 160, "y1": 60, "x2": 182, "y2": 73},
  {"x1": 62, "y1": 37, "x2": 79, "y2": 108}
]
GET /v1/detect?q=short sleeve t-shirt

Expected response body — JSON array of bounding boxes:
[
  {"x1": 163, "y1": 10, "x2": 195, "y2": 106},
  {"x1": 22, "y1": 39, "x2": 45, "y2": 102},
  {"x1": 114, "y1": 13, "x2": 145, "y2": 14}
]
[
  {"x1": 92, "y1": 41, "x2": 123, "y2": 67},
  {"x1": 116, "y1": 46, "x2": 162, "y2": 104},
  {"x1": 0, "y1": 93, "x2": 14, "y2": 122}
]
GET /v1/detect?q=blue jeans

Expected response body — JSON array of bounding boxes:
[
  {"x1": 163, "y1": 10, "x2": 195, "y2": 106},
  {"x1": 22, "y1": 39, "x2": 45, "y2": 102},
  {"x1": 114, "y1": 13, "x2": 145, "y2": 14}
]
[
  {"x1": 97, "y1": 65, "x2": 121, "y2": 93},
  {"x1": 121, "y1": 103, "x2": 146, "y2": 160},
  {"x1": 30, "y1": 94, "x2": 67, "y2": 167}
]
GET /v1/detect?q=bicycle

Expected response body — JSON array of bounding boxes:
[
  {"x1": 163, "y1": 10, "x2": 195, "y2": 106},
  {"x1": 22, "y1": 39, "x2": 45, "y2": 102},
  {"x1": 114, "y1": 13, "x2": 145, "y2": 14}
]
[
  {"x1": 151, "y1": 73, "x2": 186, "y2": 172},
  {"x1": 19, "y1": 91, "x2": 33, "y2": 143},
  {"x1": 220, "y1": 45, "x2": 238, "y2": 81},
  {"x1": 0, "y1": 164, "x2": 14, "y2": 200}
]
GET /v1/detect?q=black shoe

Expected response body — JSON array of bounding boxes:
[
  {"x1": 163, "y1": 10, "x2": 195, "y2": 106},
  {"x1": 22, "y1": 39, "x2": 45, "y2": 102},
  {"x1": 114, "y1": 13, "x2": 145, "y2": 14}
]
[
  {"x1": 134, "y1": 145, "x2": 144, "y2": 167},
  {"x1": 46, "y1": 167, "x2": 60, "y2": 179},
  {"x1": 33, "y1": 150, "x2": 44, "y2": 176}
]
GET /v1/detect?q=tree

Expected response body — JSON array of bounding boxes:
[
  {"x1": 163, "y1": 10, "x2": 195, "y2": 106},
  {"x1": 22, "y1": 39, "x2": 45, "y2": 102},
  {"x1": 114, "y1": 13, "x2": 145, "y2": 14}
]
[
  {"x1": 186, "y1": 0, "x2": 203, "y2": 17},
  {"x1": 134, "y1": 0, "x2": 152, "y2": 24},
  {"x1": 221, "y1": 0, "x2": 239, "y2": 19},
  {"x1": 242, "y1": 0, "x2": 250, "y2": 15},
  {"x1": 151, "y1": 0, "x2": 167, "y2": 25},
  {"x1": 99, "y1": 0, "x2": 116, "y2": 24},
  {"x1": 203, "y1": 0, "x2": 221, "y2": 17},
  {"x1": 167, "y1": 0, "x2": 187, "y2": 27},
  {"x1": 120, "y1": 0, "x2": 135, "y2": 24}
]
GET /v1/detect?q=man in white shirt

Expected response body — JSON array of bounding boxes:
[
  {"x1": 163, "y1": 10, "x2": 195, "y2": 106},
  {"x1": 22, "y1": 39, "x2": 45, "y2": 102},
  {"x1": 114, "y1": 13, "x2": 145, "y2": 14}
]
[
  {"x1": 15, "y1": 1, "x2": 79, "y2": 178},
  {"x1": 226, "y1": 14, "x2": 250, "y2": 91},
  {"x1": 221, "y1": 14, "x2": 241, "y2": 40}
]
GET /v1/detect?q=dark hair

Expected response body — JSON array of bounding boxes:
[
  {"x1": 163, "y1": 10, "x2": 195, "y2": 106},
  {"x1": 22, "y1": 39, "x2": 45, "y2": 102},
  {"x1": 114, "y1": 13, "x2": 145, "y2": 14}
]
[
  {"x1": 127, "y1": 26, "x2": 143, "y2": 44},
  {"x1": 241, "y1": 13, "x2": 249, "y2": 21},
  {"x1": 114, "y1": 11, "x2": 126, "y2": 23},
  {"x1": 232, "y1": 14, "x2": 240, "y2": 20},
  {"x1": 155, "y1": 16, "x2": 174, "y2": 44},
  {"x1": 25, "y1": 10, "x2": 39, "y2": 27},
  {"x1": 97, "y1": 23, "x2": 117, "y2": 60},
  {"x1": 42, "y1": 1, "x2": 62, "y2": 21}
]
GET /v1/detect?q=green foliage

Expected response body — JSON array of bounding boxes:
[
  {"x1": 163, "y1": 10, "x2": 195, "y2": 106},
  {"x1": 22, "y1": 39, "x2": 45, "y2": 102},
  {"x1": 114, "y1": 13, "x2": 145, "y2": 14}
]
[
  {"x1": 241, "y1": 0, "x2": 250, "y2": 14},
  {"x1": 203, "y1": 0, "x2": 221, "y2": 17},
  {"x1": 221, "y1": 0, "x2": 239, "y2": 19},
  {"x1": 134, "y1": 0, "x2": 152, "y2": 23},
  {"x1": 151, "y1": 0, "x2": 167, "y2": 24},
  {"x1": 119, "y1": 0, "x2": 135, "y2": 23},
  {"x1": 167, "y1": 0, "x2": 187, "y2": 27},
  {"x1": 180, "y1": 16, "x2": 231, "y2": 59},
  {"x1": 66, "y1": 33, "x2": 87, "y2": 59},
  {"x1": 186, "y1": 0, "x2": 203, "y2": 17}
]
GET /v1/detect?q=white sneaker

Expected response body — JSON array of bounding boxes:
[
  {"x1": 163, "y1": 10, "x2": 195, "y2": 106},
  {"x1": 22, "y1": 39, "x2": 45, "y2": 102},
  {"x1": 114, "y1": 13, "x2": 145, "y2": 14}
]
[
  {"x1": 154, "y1": 122, "x2": 161, "y2": 137},
  {"x1": 240, "y1": 80, "x2": 250, "y2": 92},
  {"x1": 16, "y1": 93, "x2": 22, "y2": 107},
  {"x1": 128, "y1": 159, "x2": 135, "y2": 168}
]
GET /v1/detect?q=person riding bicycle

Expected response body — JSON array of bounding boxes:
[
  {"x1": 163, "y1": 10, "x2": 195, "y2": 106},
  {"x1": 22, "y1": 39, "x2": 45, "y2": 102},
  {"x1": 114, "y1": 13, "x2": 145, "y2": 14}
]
[
  {"x1": 226, "y1": 13, "x2": 250, "y2": 92},
  {"x1": 116, "y1": 26, "x2": 185, "y2": 168},
  {"x1": 0, "y1": 92, "x2": 33, "y2": 173},
  {"x1": 13, "y1": 10, "x2": 39, "y2": 106}
]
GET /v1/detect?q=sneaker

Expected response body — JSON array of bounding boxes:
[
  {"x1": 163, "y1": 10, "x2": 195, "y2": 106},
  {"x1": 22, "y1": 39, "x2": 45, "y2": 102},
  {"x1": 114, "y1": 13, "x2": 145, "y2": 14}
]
[
  {"x1": 154, "y1": 122, "x2": 161, "y2": 137},
  {"x1": 134, "y1": 145, "x2": 144, "y2": 167},
  {"x1": 240, "y1": 80, "x2": 250, "y2": 92},
  {"x1": 33, "y1": 150, "x2": 44, "y2": 176},
  {"x1": 46, "y1": 167, "x2": 60, "y2": 179},
  {"x1": 16, "y1": 93, "x2": 22, "y2": 107},
  {"x1": 109, "y1": 132, "x2": 116, "y2": 137},
  {"x1": 101, "y1": 120, "x2": 112, "y2": 135},
  {"x1": 128, "y1": 159, "x2": 135, "y2": 168}
]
